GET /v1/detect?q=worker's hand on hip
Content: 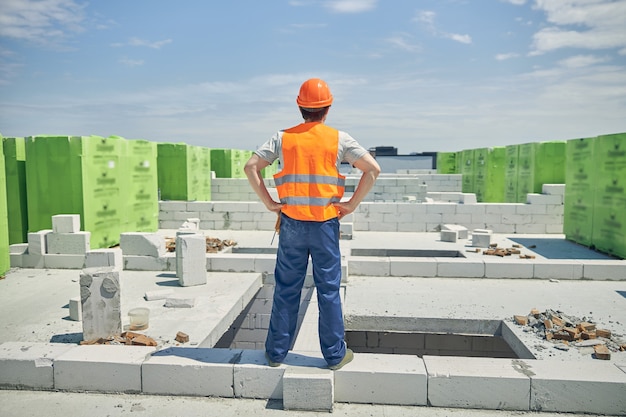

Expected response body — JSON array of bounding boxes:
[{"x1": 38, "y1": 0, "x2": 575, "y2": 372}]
[
  {"x1": 332, "y1": 201, "x2": 356, "y2": 220},
  {"x1": 267, "y1": 201, "x2": 283, "y2": 214}
]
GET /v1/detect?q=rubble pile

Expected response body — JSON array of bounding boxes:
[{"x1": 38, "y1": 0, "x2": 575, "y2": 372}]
[
  {"x1": 512, "y1": 308, "x2": 626, "y2": 360},
  {"x1": 482, "y1": 243, "x2": 535, "y2": 259},
  {"x1": 80, "y1": 331, "x2": 158, "y2": 346},
  {"x1": 165, "y1": 236, "x2": 237, "y2": 253}
]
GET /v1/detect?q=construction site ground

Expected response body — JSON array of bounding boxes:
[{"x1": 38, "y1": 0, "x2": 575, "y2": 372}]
[{"x1": 1, "y1": 229, "x2": 625, "y2": 416}]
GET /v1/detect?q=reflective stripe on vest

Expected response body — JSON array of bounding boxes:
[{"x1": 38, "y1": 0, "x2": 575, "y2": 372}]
[{"x1": 274, "y1": 122, "x2": 345, "y2": 221}]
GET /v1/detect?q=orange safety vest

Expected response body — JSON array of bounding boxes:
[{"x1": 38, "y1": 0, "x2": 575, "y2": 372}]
[{"x1": 274, "y1": 122, "x2": 346, "y2": 221}]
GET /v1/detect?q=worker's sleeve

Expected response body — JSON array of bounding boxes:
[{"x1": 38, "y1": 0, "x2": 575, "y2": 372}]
[
  {"x1": 254, "y1": 131, "x2": 283, "y2": 165},
  {"x1": 338, "y1": 131, "x2": 368, "y2": 165}
]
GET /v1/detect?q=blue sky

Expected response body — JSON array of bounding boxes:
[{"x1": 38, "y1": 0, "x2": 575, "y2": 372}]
[{"x1": 1, "y1": 0, "x2": 625, "y2": 153}]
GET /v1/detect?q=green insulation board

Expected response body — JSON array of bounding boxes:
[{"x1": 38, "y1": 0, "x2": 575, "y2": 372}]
[
  {"x1": 534, "y1": 141, "x2": 566, "y2": 192},
  {"x1": 211, "y1": 148, "x2": 248, "y2": 179},
  {"x1": 0, "y1": 136, "x2": 10, "y2": 275},
  {"x1": 563, "y1": 137, "x2": 596, "y2": 247},
  {"x1": 484, "y1": 147, "x2": 506, "y2": 203},
  {"x1": 437, "y1": 152, "x2": 457, "y2": 174},
  {"x1": 460, "y1": 149, "x2": 476, "y2": 194},
  {"x1": 591, "y1": 133, "x2": 626, "y2": 259},
  {"x1": 25, "y1": 135, "x2": 125, "y2": 248},
  {"x1": 504, "y1": 145, "x2": 519, "y2": 203},
  {"x1": 517, "y1": 142, "x2": 536, "y2": 202},
  {"x1": 157, "y1": 143, "x2": 211, "y2": 201},
  {"x1": 2, "y1": 137, "x2": 28, "y2": 244},
  {"x1": 121, "y1": 138, "x2": 159, "y2": 233},
  {"x1": 473, "y1": 148, "x2": 489, "y2": 202}
]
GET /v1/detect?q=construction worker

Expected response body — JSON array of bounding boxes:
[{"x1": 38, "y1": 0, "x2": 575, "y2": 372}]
[{"x1": 244, "y1": 78, "x2": 381, "y2": 370}]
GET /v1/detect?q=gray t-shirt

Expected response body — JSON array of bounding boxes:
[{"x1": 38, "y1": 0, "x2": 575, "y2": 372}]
[{"x1": 254, "y1": 127, "x2": 368, "y2": 169}]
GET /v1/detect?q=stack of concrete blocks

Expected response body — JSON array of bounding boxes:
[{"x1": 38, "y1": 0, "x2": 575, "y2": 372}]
[
  {"x1": 176, "y1": 232, "x2": 207, "y2": 287},
  {"x1": 471, "y1": 229, "x2": 493, "y2": 248},
  {"x1": 120, "y1": 232, "x2": 170, "y2": 271},
  {"x1": 440, "y1": 224, "x2": 469, "y2": 243},
  {"x1": 79, "y1": 267, "x2": 122, "y2": 341},
  {"x1": 12, "y1": 214, "x2": 90, "y2": 269}
]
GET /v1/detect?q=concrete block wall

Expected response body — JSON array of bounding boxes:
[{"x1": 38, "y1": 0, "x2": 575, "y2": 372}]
[
  {"x1": 215, "y1": 285, "x2": 313, "y2": 351},
  {"x1": 159, "y1": 198, "x2": 564, "y2": 235},
  {"x1": 345, "y1": 331, "x2": 517, "y2": 358},
  {"x1": 209, "y1": 174, "x2": 460, "y2": 203},
  {"x1": 2, "y1": 341, "x2": 625, "y2": 415}
]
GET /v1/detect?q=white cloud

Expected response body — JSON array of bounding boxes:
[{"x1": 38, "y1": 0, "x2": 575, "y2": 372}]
[
  {"x1": 414, "y1": 10, "x2": 472, "y2": 45},
  {"x1": 503, "y1": 0, "x2": 527, "y2": 5},
  {"x1": 558, "y1": 54, "x2": 609, "y2": 68},
  {"x1": 112, "y1": 37, "x2": 172, "y2": 49},
  {"x1": 324, "y1": 0, "x2": 377, "y2": 13},
  {"x1": 495, "y1": 52, "x2": 521, "y2": 60},
  {"x1": 119, "y1": 58, "x2": 144, "y2": 68},
  {"x1": 530, "y1": 0, "x2": 626, "y2": 54},
  {"x1": 0, "y1": 0, "x2": 85, "y2": 46},
  {"x1": 444, "y1": 33, "x2": 472, "y2": 44},
  {"x1": 385, "y1": 34, "x2": 421, "y2": 52}
]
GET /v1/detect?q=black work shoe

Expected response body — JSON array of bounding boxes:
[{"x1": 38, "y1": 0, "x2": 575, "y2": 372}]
[
  {"x1": 265, "y1": 352, "x2": 281, "y2": 367},
  {"x1": 329, "y1": 348, "x2": 354, "y2": 370}
]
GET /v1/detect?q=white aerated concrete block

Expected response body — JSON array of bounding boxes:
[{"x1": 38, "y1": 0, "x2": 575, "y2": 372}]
[
  {"x1": 176, "y1": 234, "x2": 207, "y2": 287},
  {"x1": 234, "y1": 351, "x2": 325, "y2": 399},
  {"x1": 52, "y1": 214, "x2": 81, "y2": 233},
  {"x1": 542, "y1": 184, "x2": 565, "y2": 196},
  {"x1": 528, "y1": 360, "x2": 626, "y2": 415},
  {"x1": 0, "y1": 342, "x2": 75, "y2": 389},
  {"x1": 84, "y1": 248, "x2": 122, "y2": 270},
  {"x1": 442, "y1": 224, "x2": 468, "y2": 239},
  {"x1": 69, "y1": 297, "x2": 81, "y2": 321},
  {"x1": 533, "y1": 260, "x2": 584, "y2": 280},
  {"x1": 347, "y1": 257, "x2": 389, "y2": 276},
  {"x1": 144, "y1": 289, "x2": 173, "y2": 301},
  {"x1": 54, "y1": 345, "x2": 156, "y2": 392},
  {"x1": 123, "y1": 255, "x2": 170, "y2": 271},
  {"x1": 440, "y1": 230, "x2": 458, "y2": 242},
  {"x1": 424, "y1": 356, "x2": 530, "y2": 411},
  {"x1": 28, "y1": 230, "x2": 52, "y2": 255},
  {"x1": 80, "y1": 267, "x2": 121, "y2": 341},
  {"x1": 484, "y1": 258, "x2": 534, "y2": 279},
  {"x1": 460, "y1": 193, "x2": 477, "y2": 204},
  {"x1": 582, "y1": 261, "x2": 626, "y2": 280},
  {"x1": 120, "y1": 232, "x2": 166, "y2": 257},
  {"x1": 46, "y1": 231, "x2": 90, "y2": 254},
  {"x1": 389, "y1": 258, "x2": 437, "y2": 277},
  {"x1": 335, "y1": 353, "x2": 427, "y2": 405},
  {"x1": 283, "y1": 367, "x2": 334, "y2": 412},
  {"x1": 526, "y1": 193, "x2": 563, "y2": 205},
  {"x1": 142, "y1": 347, "x2": 239, "y2": 397},
  {"x1": 164, "y1": 297, "x2": 195, "y2": 308},
  {"x1": 471, "y1": 230, "x2": 492, "y2": 247},
  {"x1": 44, "y1": 254, "x2": 86, "y2": 269},
  {"x1": 437, "y1": 259, "x2": 484, "y2": 278}
]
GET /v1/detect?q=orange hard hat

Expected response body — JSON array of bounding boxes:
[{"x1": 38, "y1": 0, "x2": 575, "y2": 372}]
[{"x1": 296, "y1": 78, "x2": 333, "y2": 108}]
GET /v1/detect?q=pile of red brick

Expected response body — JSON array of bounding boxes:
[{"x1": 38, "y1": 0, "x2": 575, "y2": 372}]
[
  {"x1": 513, "y1": 308, "x2": 626, "y2": 360},
  {"x1": 165, "y1": 236, "x2": 237, "y2": 253},
  {"x1": 80, "y1": 331, "x2": 157, "y2": 346}
]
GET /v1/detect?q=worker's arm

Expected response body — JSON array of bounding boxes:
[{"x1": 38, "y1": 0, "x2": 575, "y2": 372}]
[
  {"x1": 244, "y1": 153, "x2": 283, "y2": 214},
  {"x1": 333, "y1": 153, "x2": 380, "y2": 220}
]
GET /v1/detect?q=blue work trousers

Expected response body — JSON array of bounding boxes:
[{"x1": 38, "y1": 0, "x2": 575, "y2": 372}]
[{"x1": 265, "y1": 213, "x2": 346, "y2": 366}]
